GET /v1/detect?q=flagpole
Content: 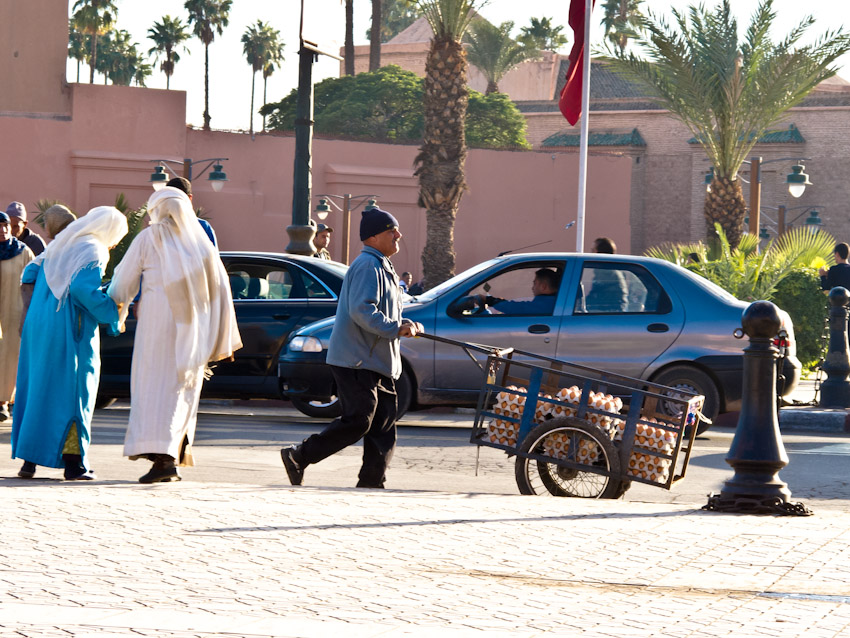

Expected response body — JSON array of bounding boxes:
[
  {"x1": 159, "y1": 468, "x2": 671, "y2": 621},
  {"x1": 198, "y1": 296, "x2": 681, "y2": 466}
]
[{"x1": 575, "y1": 0, "x2": 593, "y2": 253}]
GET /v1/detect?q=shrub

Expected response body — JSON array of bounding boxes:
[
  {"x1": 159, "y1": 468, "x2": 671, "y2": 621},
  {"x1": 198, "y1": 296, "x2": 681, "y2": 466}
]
[{"x1": 772, "y1": 268, "x2": 828, "y2": 369}]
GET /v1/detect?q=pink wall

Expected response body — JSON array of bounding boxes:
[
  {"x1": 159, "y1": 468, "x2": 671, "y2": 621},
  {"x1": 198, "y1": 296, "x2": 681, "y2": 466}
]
[
  {"x1": 0, "y1": 83, "x2": 631, "y2": 284},
  {"x1": 0, "y1": 0, "x2": 69, "y2": 116}
]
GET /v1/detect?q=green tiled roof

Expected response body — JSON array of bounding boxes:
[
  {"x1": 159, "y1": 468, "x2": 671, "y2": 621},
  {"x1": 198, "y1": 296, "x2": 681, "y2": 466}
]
[
  {"x1": 541, "y1": 128, "x2": 646, "y2": 147},
  {"x1": 688, "y1": 124, "x2": 805, "y2": 144}
]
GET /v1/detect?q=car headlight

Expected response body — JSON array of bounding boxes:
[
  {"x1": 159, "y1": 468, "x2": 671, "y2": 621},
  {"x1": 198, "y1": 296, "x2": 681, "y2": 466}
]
[{"x1": 288, "y1": 335, "x2": 324, "y2": 353}]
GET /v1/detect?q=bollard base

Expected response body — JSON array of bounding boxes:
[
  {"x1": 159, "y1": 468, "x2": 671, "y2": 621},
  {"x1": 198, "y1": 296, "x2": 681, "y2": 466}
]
[{"x1": 703, "y1": 492, "x2": 813, "y2": 516}]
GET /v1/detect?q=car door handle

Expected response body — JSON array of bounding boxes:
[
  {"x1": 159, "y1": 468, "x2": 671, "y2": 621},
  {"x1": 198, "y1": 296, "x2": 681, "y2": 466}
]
[
  {"x1": 273, "y1": 314, "x2": 291, "y2": 320},
  {"x1": 647, "y1": 323, "x2": 669, "y2": 333},
  {"x1": 528, "y1": 324, "x2": 550, "y2": 334}
]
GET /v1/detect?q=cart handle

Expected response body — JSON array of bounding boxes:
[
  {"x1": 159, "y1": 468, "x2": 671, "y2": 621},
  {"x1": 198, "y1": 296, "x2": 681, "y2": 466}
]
[{"x1": 415, "y1": 332, "x2": 514, "y2": 371}]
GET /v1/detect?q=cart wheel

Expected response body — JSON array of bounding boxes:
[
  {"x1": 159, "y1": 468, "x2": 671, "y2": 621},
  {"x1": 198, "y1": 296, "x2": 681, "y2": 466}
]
[{"x1": 514, "y1": 418, "x2": 627, "y2": 499}]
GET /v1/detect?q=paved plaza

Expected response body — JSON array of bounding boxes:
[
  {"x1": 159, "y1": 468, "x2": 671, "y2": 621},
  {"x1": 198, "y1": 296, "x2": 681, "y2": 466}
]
[
  {"x1": 3, "y1": 378, "x2": 850, "y2": 638},
  {"x1": 3, "y1": 472, "x2": 850, "y2": 637}
]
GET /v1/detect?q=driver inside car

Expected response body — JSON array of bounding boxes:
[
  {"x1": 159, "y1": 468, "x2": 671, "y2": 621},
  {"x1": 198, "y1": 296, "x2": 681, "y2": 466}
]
[{"x1": 457, "y1": 268, "x2": 560, "y2": 316}]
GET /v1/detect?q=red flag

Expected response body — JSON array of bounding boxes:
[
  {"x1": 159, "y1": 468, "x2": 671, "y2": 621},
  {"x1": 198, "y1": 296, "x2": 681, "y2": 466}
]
[{"x1": 559, "y1": 0, "x2": 596, "y2": 126}]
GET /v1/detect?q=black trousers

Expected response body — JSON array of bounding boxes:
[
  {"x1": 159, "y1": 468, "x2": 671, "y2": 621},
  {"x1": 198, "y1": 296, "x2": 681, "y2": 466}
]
[{"x1": 298, "y1": 365, "x2": 398, "y2": 487}]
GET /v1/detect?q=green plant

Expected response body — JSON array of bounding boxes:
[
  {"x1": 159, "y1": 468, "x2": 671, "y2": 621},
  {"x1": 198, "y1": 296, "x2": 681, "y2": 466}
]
[
  {"x1": 32, "y1": 199, "x2": 73, "y2": 229},
  {"x1": 261, "y1": 65, "x2": 530, "y2": 149},
  {"x1": 105, "y1": 193, "x2": 147, "y2": 281},
  {"x1": 772, "y1": 268, "x2": 828, "y2": 369},
  {"x1": 647, "y1": 224, "x2": 835, "y2": 301}
]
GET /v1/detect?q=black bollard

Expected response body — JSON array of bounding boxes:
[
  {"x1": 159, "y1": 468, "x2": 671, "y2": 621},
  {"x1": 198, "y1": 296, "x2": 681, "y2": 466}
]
[
  {"x1": 704, "y1": 301, "x2": 812, "y2": 516},
  {"x1": 819, "y1": 287, "x2": 850, "y2": 408}
]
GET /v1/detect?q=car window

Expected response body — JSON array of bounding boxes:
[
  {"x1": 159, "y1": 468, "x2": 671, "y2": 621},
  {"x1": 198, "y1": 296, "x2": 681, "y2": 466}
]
[
  {"x1": 457, "y1": 264, "x2": 563, "y2": 317},
  {"x1": 414, "y1": 259, "x2": 496, "y2": 301},
  {"x1": 575, "y1": 262, "x2": 671, "y2": 315},
  {"x1": 299, "y1": 269, "x2": 334, "y2": 299},
  {"x1": 226, "y1": 262, "x2": 293, "y2": 300}
]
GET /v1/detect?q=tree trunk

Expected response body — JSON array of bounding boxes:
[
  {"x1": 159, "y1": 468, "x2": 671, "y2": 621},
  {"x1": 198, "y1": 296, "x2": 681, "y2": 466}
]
[
  {"x1": 345, "y1": 0, "x2": 355, "y2": 75},
  {"x1": 415, "y1": 37, "x2": 469, "y2": 288},
  {"x1": 485, "y1": 80, "x2": 498, "y2": 95},
  {"x1": 89, "y1": 34, "x2": 97, "y2": 83},
  {"x1": 262, "y1": 76, "x2": 268, "y2": 131},
  {"x1": 203, "y1": 43, "x2": 211, "y2": 130},
  {"x1": 705, "y1": 176, "x2": 747, "y2": 248},
  {"x1": 369, "y1": 0, "x2": 381, "y2": 71},
  {"x1": 249, "y1": 71, "x2": 256, "y2": 136}
]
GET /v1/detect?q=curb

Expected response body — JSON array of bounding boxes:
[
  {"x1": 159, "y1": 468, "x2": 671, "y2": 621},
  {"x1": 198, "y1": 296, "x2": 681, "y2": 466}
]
[{"x1": 779, "y1": 407, "x2": 849, "y2": 433}]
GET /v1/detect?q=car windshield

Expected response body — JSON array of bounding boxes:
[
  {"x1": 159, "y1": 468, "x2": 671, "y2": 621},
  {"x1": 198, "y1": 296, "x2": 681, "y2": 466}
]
[
  {"x1": 676, "y1": 266, "x2": 740, "y2": 304},
  {"x1": 411, "y1": 259, "x2": 500, "y2": 302}
]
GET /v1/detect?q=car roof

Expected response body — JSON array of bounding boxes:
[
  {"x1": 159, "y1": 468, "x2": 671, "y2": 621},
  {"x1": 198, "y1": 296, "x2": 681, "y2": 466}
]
[
  {"x1": 486, "y1": 252, "x2": 673, "y2": 267},
  {"x1": 219, "y1": 250, "x2": 345, "y2": 266}
]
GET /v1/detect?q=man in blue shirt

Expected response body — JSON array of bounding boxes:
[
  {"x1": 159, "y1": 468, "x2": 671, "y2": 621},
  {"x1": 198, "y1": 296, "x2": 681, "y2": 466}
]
[{"x1": 460, "y1": 268, "x2": 560, "y2": 316}]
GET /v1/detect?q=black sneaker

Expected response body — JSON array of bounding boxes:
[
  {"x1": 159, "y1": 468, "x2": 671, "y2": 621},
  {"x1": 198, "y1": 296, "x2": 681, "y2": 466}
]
[
  {"x1": 139, "y1": 455, "x2": 181, "y2": 484},
  {"x1": 17, "y1": 461, "x2": 36, "y2": 479},
  {"x1": 280, "y1": 446, "x2": 304, "y2": 485}
]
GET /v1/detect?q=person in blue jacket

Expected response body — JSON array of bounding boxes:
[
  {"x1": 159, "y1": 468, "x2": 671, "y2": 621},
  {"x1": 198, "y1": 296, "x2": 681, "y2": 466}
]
[
  {"x1": 12, "y1": 207, "x2": 128, "y2": 480},
  {"x1": 280, "y1": 207, "x2": 423, "y2": 489}
]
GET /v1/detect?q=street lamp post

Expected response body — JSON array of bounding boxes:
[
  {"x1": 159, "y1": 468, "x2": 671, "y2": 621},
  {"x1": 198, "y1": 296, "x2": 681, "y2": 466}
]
[
  {"x1": 287, "y1": 0, "x2": 344, "y2": 256},
  {"x1": 149, "y1": 158, "x2": 229, "y2": 192},
  {"x1": 745, "y1": 157, "x2": 812, "y2": 236},
  {"x1": 315, "y1": 194, "x2": 378, "y2": 264}
]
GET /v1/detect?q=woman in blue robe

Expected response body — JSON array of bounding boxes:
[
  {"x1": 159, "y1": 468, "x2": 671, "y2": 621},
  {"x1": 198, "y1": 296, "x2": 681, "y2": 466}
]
[{"x1": 12, "y1": 206, "x2": 128, "y2": 480}]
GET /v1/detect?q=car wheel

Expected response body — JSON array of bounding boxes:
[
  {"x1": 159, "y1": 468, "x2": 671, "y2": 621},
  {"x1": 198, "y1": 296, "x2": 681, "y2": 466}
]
[
  {"x1": 290, "y1": 396, "x2": 341, "y2": 419},
  {"x1": 95, "y1": 396, "x2": 117, "y2": 409},
  {"x1": 652, "y1": 365, "x2": 720, "y2": 435},
  {"x1": 290, "y1": 369, "x2": 414, "y2": 420},
  {"x1": 395, "y1": 368, "x2": 413, "y2": 419}
]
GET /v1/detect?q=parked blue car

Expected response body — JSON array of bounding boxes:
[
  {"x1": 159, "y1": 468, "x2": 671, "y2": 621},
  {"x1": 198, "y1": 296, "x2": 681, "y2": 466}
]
[{"x1": 278, "y1": 253, "x2": 801, "y2": 432}]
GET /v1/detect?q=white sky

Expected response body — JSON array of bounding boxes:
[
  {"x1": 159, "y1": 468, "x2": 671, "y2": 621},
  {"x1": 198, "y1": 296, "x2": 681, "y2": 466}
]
[{"x1": 66, "y1": 0, "x2": 850, "y2": 132}]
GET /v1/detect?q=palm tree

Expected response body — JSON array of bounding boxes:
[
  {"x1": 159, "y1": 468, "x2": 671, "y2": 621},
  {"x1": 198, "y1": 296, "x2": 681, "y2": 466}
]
[
  {"x1": 344, "y1": 0, "x2": 355, "y2": 75},
  {"x1": 607, "y1": 0, "x2": 850, "y2": 247},
  {"x1": 465, "y1": 19, "x2": 540, "y2": 95},
  {"x1": 97, "y1": 30, "x2": 147, "y2": 86},
  {"x1": 68, "y1": 21, "x2": 89, "y2": 83},
  {"x1": 261, "y1": 40, "x2": 285, "y2": 132},
  {"x1": 411, "y1": 0, "x2": 483, "y2": 288},
  {"x1": 367, "y1": 0, "x2": 422, "y2": 42},
  {"x1": 369, "y1": 0, "x2": 382, "y2": 70},
  {"x1": 148, "y1": 15, "x2": 190, "y2": 90},
  {"x1": 133, "y1": 58, "x2": 154, "y2": 87},
  {"x1": 72, "y1": 0, "x2": 118, "y2": 83},
  {"x1": 185, "y1": 0, "x2": 232, "y2": 130},
  {"x1": 601, "y1": 0, "x2": 645, "y2": 54},
  {"x1": 242, "y1": 21, "x2": 282, "y2": 135},
  {"x1": 518, "y1": 17, "x2": 567, "y2": 51}
]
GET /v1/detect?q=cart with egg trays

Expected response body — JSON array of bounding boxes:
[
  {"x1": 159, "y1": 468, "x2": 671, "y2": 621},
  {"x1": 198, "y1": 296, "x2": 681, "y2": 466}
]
[{"x1": 463, "y1": 343, "x2": 704, "y2": 498}]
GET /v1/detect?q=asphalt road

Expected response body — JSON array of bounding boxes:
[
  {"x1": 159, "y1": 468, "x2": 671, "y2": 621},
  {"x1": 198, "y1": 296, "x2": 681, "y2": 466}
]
[{"x1": 2, "y1": 401, "x2": 848, "y2": 510}]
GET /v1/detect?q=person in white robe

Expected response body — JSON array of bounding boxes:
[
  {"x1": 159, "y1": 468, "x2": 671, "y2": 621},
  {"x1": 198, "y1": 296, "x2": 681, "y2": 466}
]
[
  {"x1": 0, "y1": 212, "x2": 33, "y2": 421},
  {"x1": 108, "y1": 187, "x2": 242, "y2": 483}
]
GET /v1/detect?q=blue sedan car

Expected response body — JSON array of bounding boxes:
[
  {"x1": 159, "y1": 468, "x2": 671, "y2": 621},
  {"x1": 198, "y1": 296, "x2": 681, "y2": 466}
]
[{"x1": 278, "y1": 253, "x2": 801, "y2": 431}]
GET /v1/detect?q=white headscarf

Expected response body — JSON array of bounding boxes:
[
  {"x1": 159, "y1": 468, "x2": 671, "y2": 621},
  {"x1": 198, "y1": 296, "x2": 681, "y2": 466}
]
[
  {"x1": 128, "y1": 186, "x2": 241, "y2": 385},
  {"x1": 42, "y1": 206, "x2": 128, "y2": 308}
]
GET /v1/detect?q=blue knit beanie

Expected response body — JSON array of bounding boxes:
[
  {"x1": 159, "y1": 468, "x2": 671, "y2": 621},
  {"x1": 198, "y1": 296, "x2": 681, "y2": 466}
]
[
  {"x1": 360, "y1": 206, "x2": 399, "y2": 241},
  {"x1": 0, "y1": 213, "x2": 9, "y2": 224}
]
